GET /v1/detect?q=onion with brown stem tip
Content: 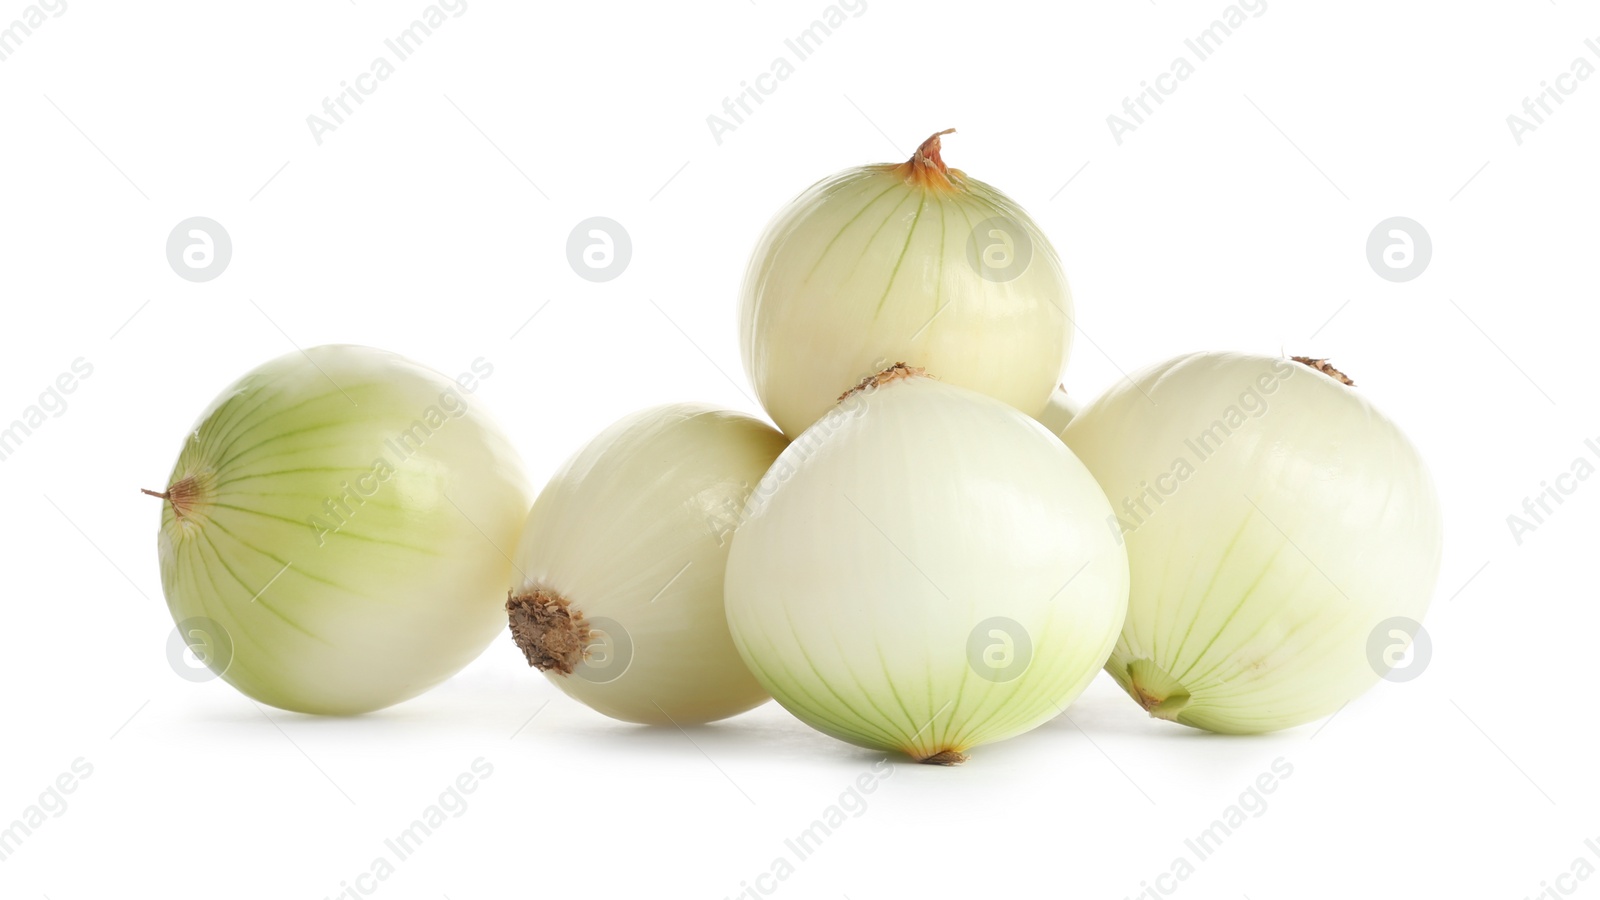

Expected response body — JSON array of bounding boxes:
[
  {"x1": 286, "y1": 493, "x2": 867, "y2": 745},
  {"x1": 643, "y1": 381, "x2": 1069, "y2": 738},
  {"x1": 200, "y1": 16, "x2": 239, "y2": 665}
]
[
  {"x1": 725, "y1": 365, "x2": 1128, "y2": 763},
  {"x1": 149, "y1": 345, "x2": 531, "y2": 715},
  {"x1": 1062, "y1": 352, "x2": 1443, "y2": 734},
  {"x1": 740, "y1": 129, "x2": 1075, "y2": 438}
]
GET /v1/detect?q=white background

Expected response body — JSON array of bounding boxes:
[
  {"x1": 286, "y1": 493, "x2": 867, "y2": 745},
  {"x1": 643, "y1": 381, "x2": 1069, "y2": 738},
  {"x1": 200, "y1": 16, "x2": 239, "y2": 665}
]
[{"x1": 2, "y1": 1, "x2": 1596, "y2": 898}]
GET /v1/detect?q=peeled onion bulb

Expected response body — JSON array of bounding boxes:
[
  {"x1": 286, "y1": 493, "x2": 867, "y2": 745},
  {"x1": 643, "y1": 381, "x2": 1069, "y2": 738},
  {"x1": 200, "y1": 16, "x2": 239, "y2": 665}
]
[
  {"x1": 152, "y1": 345, "x2": 531, "y2": 715},
  {"x1": 740, "y1": 130, "x2": 1074, "y2": 438},
  {"x1": 725, "y1": 366, "x2": 1128, "y2": 763},
  {"x1": 1062, "y1": 352, "x2": 1443, "y2": 734},
  {"x1": 508, "y1": 403, "x2": 787, "y2": 725},
  {"x1": 1036, "y1": 383, "x2": 1081, "y2": 438}
]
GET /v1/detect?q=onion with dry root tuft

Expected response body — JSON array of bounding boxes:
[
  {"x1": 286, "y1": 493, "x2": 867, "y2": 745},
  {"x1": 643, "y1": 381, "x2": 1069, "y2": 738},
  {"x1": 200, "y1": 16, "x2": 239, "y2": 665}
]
[{"x1": 508, "y1": 403, "x2": 788, "y2": 725}]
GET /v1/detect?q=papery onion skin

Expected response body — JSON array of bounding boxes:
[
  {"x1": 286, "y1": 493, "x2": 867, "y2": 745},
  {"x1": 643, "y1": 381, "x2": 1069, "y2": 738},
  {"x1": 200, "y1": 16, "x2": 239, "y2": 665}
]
[
  {"x1": 739, "y1": 131, "x2": 1073, "y2": 439},
  {"x1": 510, "y1": 403, "x2": 787, "y2": 725},
  {"x1": 155, "y1": 345, "x2": 532, "y2": 715},
  {"x1": 1062, "y1": 352, "x2": 1443, "y2": 734},
  {"x1": 725, "y1": 370, "x2": 1128, "y2": 762}
]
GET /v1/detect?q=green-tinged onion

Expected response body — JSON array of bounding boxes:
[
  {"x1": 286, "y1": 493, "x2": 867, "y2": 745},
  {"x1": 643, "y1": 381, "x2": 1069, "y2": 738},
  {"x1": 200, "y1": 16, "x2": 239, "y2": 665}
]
[
  {"x1": 740, "y1": 130, "x2": 1073, "y2": 439},
  {"x1": 508, "y1": 403, "x2": 787, "y2": 725},
  {"x1": 1062, "y1": 352, "x2": 1443, "y2": 734},
  {"x1": 725, "y1": 366, "x2": 1128, "y2": 763},
  {"x1": 150, "y1": 345, "x2": 531, "y2": 715}
]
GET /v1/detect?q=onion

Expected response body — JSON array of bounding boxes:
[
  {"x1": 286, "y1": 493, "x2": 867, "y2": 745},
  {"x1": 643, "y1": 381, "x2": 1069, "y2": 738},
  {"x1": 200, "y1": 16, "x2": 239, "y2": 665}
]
[
  {"x1": 1062, "y1": 352, "x2": 1443, "y2": 733},
  {"x1": 150, "y1": 345, "x2": 531, "y2": 715},
  {"x1": 507, "y1": 404, "x2": 787, "y2": 725},
  {"x1": 1036, "y1": 383, "x2": 1081, "y2": 438},
  {"x1": 725, "y1": 366, "x2": 1128, "y2": 763},
  {"x1": 739, "y1": 130, "x2": 1073, "y2": 438}
]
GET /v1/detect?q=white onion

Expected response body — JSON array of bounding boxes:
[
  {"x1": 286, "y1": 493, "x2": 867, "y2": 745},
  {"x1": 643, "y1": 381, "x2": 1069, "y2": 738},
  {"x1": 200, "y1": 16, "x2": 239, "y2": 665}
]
[
  {"x1": 1036, "y1": 383, "x2": 1081, "y2": 438},
  {"x1": 508, "y1": 403, "x2": 787, "y2": 725},
  {"x1": 725, "y1": 367, "x2": 1128, "y2": 763},
  {"x1": 152, "y1": 345, "x2": 531, "y2": 715},
  {"x1": 1062, "y1": 352, "x2": 1443, "y2": 733},
  {"x1": 740, "y1": 130, "x2": 1073, "y2": 438}
]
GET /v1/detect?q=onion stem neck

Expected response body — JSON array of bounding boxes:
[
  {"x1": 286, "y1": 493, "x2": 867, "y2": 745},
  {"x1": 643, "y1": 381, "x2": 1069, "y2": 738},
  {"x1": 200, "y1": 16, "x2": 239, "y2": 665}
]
[
  {"x1": 917, "y1": 749, "x2": 969, "y2": 766},
  {"x1": 1291, "y1": 356, "x2": 1355, "y2": 387},
  {"x1": 507, "y1": 587, "x2": 592, "y2": 675},
  {"x1": 838, "y1": 362, "x2": 927, "y2": 404},
  {"x1": 891, "y1": 128, "x2": 961, "y2": 192},
  {"x1": 143, "y1": 476, "x2": 205, "y2": 521}
]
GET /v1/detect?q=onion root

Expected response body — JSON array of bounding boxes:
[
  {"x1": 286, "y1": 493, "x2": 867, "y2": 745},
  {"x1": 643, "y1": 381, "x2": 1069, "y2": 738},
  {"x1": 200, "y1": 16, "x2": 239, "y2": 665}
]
[{"x1": 507, "y1": 588, "x2": 592, "y2": 675}]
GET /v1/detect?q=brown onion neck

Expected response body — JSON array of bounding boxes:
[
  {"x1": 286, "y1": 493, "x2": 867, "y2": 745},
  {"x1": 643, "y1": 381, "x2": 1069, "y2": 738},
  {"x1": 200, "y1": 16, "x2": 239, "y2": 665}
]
[
  {"x1": 1291, "y1": 356, "x2": 1355, "y2": 386},
  {"x1": 142, "y1": 474, "x2": 207, "y2": 521},
  {"x1": 890, "y1": 129, "x2": 962, "y2": 192},
  {"x1": 838, "y1": 362, "x2": 928, "y2": 403}
]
